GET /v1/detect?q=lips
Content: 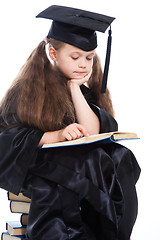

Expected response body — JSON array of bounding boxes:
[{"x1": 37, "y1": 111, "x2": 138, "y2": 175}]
[{"x1": 74, "y1": 71, "x2": 86, "y2": 74}]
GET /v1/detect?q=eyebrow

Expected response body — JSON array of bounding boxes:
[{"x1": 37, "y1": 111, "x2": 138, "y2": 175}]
[
  {"x1": 71, "y1": 52, "x2": 95, "y2": 56},
  {"x1": 87, "y1": 52, "x2": 95, "y2": 57}
]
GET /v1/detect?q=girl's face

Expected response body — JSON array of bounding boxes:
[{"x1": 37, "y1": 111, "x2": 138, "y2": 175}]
[{"x1": 54, "y1": 44, "x2": 95, "y2": 79}]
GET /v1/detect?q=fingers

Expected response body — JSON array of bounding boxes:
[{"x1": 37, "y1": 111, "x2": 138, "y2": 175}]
[
  {"x1": 62, "y1": 123, "x2": 89, "y2": 141},
  {"x1": 65, "y1": 129, "x2": 82, "y2": 141},
  {"x1": 76, "y1": 124, "x2": 89, "y2": 138},
  {"x1": 68, "y1": 70, "x2": 92, "y2": 87}
]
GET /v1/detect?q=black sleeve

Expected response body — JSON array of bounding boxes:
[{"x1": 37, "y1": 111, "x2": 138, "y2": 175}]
[
  {"x1": 90, "y1": 104, "x2": 118, "y2": 133},
  {"x1": 0, "y1": 124, "x2": 44, "y2": 194}
]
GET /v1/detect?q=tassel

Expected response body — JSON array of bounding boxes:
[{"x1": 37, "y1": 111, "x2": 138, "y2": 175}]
[{"x1": 101, "y1": 26, "x2": 112, "y2": 93}]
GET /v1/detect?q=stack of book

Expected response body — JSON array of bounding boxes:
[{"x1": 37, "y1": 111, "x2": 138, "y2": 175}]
[{"x1": 1, "y1": 192, "x2": 31, "y2": 240}]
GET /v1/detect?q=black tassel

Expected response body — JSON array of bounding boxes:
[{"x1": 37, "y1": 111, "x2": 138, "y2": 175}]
[{"x1": 101, "y1": 26, "x2": 112, "y2": 93}]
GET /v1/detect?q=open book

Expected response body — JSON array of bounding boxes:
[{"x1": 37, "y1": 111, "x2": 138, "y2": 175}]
[{"x1": 41, "y1": 131, "x2": 138, "y2": 149}]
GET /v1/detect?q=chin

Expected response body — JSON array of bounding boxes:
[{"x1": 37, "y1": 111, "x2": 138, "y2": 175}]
[
  {"x1": 74, "y1": 74, "x2": 86, "y2": 79},
  {"x1": 74, "y1": 77, "x2": 84, "y2": 79}
]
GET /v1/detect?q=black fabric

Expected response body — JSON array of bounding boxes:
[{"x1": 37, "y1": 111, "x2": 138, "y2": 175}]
[
  {"x1": 36, "y1": 5, "x2": 115, "y2": 33},
  {"x1": 47, "y1": 21, "x2": 97, "y2": 52},
  {"x1": 0, "y1": 85, "x2": 140, "y2": 240},
  {"x1": 23, "y1": 143, "x2": 140, "y2": 240},
  {"x1": 36, "y1": 5, "x2": 115, "y2": 52},
  {"x1": 0, "y1": 126, "x2": 44, "y2": 194}
]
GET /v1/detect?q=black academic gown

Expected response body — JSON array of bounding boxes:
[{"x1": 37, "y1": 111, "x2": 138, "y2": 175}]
[{"x1": 0, "y1": 85, "x2": 141, "y2": 240}]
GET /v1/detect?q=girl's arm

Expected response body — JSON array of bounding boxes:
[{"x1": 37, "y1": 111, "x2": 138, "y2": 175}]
[
  {"x1": 39, "y1": 72, "x2": 100, "y2": 147},
  {"x1": 38, "y1": 123, "x2": 89, "y2": 147},
  {"x1": 68, "y1": 73, "x2": 100, "y2": 136}
]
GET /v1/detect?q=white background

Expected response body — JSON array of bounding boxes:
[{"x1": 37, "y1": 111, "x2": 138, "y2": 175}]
[{"x1": 0, "y1": 0, "x2": 160, "y2": 239}]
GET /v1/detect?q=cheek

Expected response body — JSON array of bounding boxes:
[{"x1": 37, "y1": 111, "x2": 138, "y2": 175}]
[
  {"x1": 57, "y1": 59, "x2": 67, "y2": 71},
  {"x1": 88, "y1": 61, "x2": 93, "y2": 71},
  {"x1": 64, "y1": 61, "x2": 74, "y2": 72},
  {"x1": 57, "y1": 60, "x2": 74, "y2": 77}
]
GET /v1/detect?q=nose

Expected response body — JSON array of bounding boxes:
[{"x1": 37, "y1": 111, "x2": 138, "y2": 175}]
[{"x1": 78, "y1": 58, "x2": 86, "y2": 69}]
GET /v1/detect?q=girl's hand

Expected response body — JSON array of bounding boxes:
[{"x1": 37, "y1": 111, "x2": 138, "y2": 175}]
[
  {"x1": 38, "y1": 123, "x2": 89, "y2": 147},
  {"x1": 58, "y1": 123, "x2": 89, "y2": 142},
  {"x1": 68, "y1": 70, "x2": 92, "y2": 87}
]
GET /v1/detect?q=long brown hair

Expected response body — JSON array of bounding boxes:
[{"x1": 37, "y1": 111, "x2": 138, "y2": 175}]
[
  {"x1": 88, "y1": 54, "x2": 114, "y2": 117},
  {"x1": 0, "y1": 38, "x2": 114, "y2": 131}
]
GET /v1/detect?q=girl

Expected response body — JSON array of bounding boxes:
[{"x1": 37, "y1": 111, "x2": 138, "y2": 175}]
[{"x1": 0, "y1": 5, "x2": 140, "y2": 240}]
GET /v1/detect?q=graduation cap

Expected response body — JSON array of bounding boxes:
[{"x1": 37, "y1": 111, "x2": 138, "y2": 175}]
[{"x1": 36, "y1": 5, "x2": 115, "y2": 93}]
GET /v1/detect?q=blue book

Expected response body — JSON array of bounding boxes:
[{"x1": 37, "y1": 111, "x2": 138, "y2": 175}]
[
  {"x1": 1, "y1": 232, "x2": 25, "y2": 240},
  {"x1": 41, "y1": 131, "x2": 138, "y2": 148},
  {"x1": 6, "y1": 221, "x2": 26, "y2": 236}
]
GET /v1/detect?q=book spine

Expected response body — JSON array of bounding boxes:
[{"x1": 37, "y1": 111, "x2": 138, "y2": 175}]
[
  {"x1": 20, "y1": 214, "x2": 28, "y2": 226},
  {"x1": 1, "y1": 232, "x2": 4, "y2": 240},
  {"x1": 7, "y1": 191, "x2": 10, "y2": 200}
]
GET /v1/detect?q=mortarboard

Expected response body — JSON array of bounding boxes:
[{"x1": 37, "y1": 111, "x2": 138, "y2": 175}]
[{"x1": 36, "y1": 5, "x2": 115, "y2": 93}]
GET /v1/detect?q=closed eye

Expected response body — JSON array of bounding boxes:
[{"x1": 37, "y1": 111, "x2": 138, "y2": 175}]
[
  {"x1": 86, "y1": 53, "x2": 95, "y2": 61},
  {"x1": 71, "y1": 56, "x2": 79, "y2": 60},
  {"x1": 86, "y1": 57, "x2": 93, "y2": 61}
]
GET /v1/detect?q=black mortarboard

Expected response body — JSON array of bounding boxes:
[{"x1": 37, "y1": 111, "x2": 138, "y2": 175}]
[{"x1": 36, "y1": 5, "x2": 115, "y2": 93}]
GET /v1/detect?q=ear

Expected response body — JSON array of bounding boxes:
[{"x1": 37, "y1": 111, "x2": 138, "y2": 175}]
[{"x1": 49, "y1": 47, "x2": 56, "y2": 62}]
